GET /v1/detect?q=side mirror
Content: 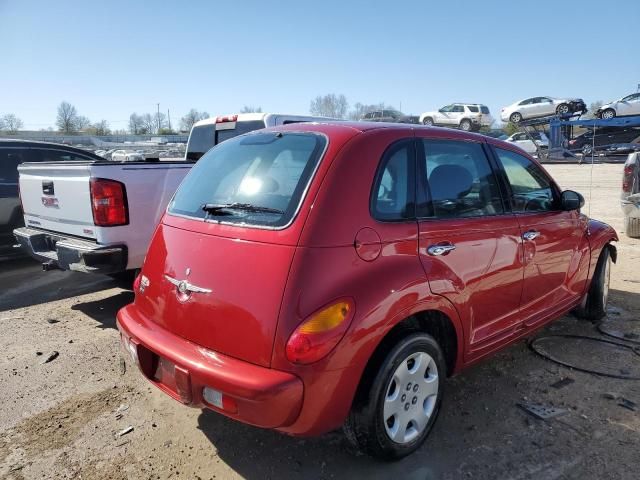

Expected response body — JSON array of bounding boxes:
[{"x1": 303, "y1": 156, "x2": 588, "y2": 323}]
[{"x1": 561, "y1": 190, "x2": 584, "y2": 211}]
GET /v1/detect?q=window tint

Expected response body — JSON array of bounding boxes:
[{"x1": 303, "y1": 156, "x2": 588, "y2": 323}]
[
  {"x1": 494, "y1": 148, "x2": 556, "y2": 212},
  {"x1": 0, "y1": 148, "x2": 27, "y2": 184},
  {"x1": 480, "y1": 106, "x2": 490, "y2": 114},
  {"x1": 622, "y1": 93, "x2": 640, "y2": 102},
  {"x1": 419, "y1": 140, "x2": 503, "y2": 219},
  {"x1": 519, "y1": 98, "x2": 533, "y2": 106},
  {"x1": 451, "y1": 105, "x2": 464, "y2": 113},
  {"x1": 371, "y1": 140, "x2": 413, "y2": 221},
  {"x1": 169, "y1": 132, "x2": 325, "y2": 228},
  {"x1": 467, "y1": 105, "x2": 479, "y2": 113},
  {"x1": 31, "y1": 149, "x2": 92, "y2": 162}
]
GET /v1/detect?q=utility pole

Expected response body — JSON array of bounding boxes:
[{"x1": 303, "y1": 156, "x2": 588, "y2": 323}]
[
  {"x1": 156, "y1": 103, "x2": 160, "y2": 133},
  {"x1": 167, "y1": 109, "x2": 171, "y2": 132}
]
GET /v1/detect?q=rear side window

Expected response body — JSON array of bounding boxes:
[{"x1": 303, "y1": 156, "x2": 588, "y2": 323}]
[
  {"x1": 494, "y1": 148, "x2": 556, "y2": 212},
  {"x1": 30, "y1": 149, "x2": 92, "y2": 162},
  {"x1": 216, "y1": 120, "x2": 266, "y2": 144},
  {"x1": 467, "y1": 105, "x2": 479, "y2": 113},
  {"x1": 0, "y1": 148, "x2": 27, "y2": 184},
  {"x1": 169, "y1": 132, "x2": 326, "y2": 228},
  {"x1": 186, "y1": 121, "x2": 266, "y2": 160},
  {"x1": 371, "y1": 140, "x2": 414, "y2": 221},
  {"x1": 480, "y1": 106, "x2": 490, "y2": 114},
  {"x1": 419, "y1": 140, "x2": 503, "y2": 218}
]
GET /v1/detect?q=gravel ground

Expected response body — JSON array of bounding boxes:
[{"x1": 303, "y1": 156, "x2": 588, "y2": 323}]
[{"x1": 0, "y1": 163, "x2": 638, "y2": 480}]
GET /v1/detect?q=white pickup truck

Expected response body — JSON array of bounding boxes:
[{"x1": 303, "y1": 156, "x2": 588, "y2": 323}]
[{"x1": 14, "y1": 113, "x2": 330, "y2": 276}]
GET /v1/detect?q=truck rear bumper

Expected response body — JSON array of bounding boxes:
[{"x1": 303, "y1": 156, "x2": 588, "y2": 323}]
[{"x1": 13, "y1": 227, "x2": 127, "y2": 274}]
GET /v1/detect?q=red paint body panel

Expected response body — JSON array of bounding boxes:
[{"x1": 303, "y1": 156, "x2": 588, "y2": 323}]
[{"x1": 117, "y1": 122, "x2": 616, "y2": 438}]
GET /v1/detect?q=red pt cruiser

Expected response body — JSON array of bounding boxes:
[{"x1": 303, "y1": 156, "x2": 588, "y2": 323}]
[{"x1": 117, "y1": 122, "x2": 617, "y2": 459}]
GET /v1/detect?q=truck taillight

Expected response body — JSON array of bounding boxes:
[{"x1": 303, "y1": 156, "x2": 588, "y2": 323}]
[
  {"x1": 90, "y1": 178, "x2": 128, "y2": 226},
  {"x1": 216, "y1": 115, "x2": 238, "y2": 123},
  {"x1": 622, "y1": 165, "x2": 634, "y2": 193}
]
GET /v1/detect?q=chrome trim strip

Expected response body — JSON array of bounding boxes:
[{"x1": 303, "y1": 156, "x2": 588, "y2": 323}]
[{"x1": 24, "y1": 213, "x2": 94, "y2": 227}]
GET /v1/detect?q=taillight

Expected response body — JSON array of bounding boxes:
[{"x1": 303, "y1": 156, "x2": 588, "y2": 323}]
[
  {"x1": 285, "y1": 299, "x2": 354, "y2": 364},
  {"x1": 622, "y1": 164, "x2": 634, "y2": 193},
  {"x1": 216, "y1": 114, "x2": 238, "y2": 123},
  {"x1": 90, "y1": 178, "x2": 128, "y2": 226},
  {"x1": 568, "y1": 139, "x2": 576, "y2": 146}
]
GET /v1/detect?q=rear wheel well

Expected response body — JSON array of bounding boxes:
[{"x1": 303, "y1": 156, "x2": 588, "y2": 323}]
[{"x1": 352, "y1": 311, "x2": 458, "y2": 407}]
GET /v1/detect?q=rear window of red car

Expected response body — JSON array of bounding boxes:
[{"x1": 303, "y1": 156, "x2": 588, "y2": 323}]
[{"x1": 169, "y1": 132, "x2": 327, "y2": 229}]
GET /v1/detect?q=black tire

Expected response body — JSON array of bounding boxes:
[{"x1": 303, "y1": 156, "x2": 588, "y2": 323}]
[
  {"x1": 459, "y1": 119, "x2": 472, "y2": 131},
  {"x1": 509, "y1": 112, "x2": 522, "y2": 123},
  {"x1": 422, "y1": 117, "x2": 434, "y2": 126},
  {"x1": 576, "y1": 247, "x2": 611, "y2": 321},
  {"x1": 601, "y1": 108, "x2": 616, "y2": 120},
  {"x1": 625, "y1": 216, "x2": 640, "y2": 238},
  {"x1": 556, "y1": 103, "x2": 570, "y2": 115},
  {"x1": 344, "y1": 333, "x2": 445, "y2": 460}
]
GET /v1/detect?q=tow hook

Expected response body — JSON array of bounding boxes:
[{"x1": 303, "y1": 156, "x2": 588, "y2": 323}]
[{"x1": 42, "y1": 261, "x2": 60, "y2": 271}]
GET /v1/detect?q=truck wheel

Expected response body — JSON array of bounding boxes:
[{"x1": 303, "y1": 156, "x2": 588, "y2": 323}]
[
  {"x1": 344, "y1": 333, "x2": 445, "y2": 460},
  {"x1": 509, "y1": 112, "x2": 522, "y2": 123},
  {"x1": 422, "y1": 117, "x2": 434, "y2": 126},
  {"x1": 459, "y1": 119, "x2": 472, "y2": 131},
  {"x1": 625, "y1": 217, "x2": 640, "y2": 238},
  {"x1": 576, "y1": 247, "x2": 611, "y2": 321}
]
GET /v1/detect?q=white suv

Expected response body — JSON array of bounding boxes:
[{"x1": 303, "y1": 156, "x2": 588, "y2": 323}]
[{"x1": 419, "y1": 104, "x2": 494, "y2": 131}]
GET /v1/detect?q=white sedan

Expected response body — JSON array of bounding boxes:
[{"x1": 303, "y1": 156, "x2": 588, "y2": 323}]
[
  {"x1": 505, "y1": 131, "x2": 549, "y2": 155},
  {"x1": 111, "y1": 150, "x2": 145, "y2": 162},
  {"x1": 500, "y1": 96, "x2": 585, "y2": 123},
  {"x1": 597, "y1": 93, "x2": 640, "y2": 119}
]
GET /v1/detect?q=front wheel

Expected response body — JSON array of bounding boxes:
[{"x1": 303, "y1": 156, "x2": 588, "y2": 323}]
[
  {"x1": 581, "y1": 144, "x2": 593, "y2": 155},
  {"x1": 556, "y1": 103, "x2": 570, "y2": 115},
  {"x1": 576, "y1": 247, "x2": 611, "y2": 321},
  {"x1": 344, "y1": 333, "x2": 445, "y2": 460},
  {"x1": 509, "y1": 112, "x2": 522, "y2": 123}
]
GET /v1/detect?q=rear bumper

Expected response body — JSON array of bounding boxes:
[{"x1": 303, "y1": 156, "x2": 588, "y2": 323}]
[
  {"x1": 116, "y1": 304, "x2": 304, "y2": 429},
  {"x1": 13, "y1": 227, "x2": 127, "y2": 274}
]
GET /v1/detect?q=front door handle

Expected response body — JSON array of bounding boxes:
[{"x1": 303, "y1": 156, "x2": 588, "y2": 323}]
[
  {"x1": 522, "y1": 230, "x2": 540, "y2": 241},
  {"x1": 427, "y1": 243, "x2": 456, "y2": 256}
]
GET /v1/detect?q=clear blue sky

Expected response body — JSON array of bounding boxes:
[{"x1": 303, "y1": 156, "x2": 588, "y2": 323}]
[{"x1": 1, "y1": 0, "x2": 638, "y2": 130}]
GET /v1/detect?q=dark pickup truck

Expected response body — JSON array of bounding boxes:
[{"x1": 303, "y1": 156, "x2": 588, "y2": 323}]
[{"x1": 0, "y1": 140, "x2": 101, "y2": 255}]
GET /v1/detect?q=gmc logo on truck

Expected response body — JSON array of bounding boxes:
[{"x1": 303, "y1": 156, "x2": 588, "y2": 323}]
[{"x1": 41, "y1": 196, "x2": 59, "y2": 208}]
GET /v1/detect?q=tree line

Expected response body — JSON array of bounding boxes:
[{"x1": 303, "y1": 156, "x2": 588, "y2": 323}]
[{"x1": 309, "y1": 93, "x2": 399, "y2": 120}]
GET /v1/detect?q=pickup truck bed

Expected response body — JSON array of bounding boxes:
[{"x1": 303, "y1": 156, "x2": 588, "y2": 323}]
[{"x1": 15, "y1": 160, "x2": 193, "y2": 273}]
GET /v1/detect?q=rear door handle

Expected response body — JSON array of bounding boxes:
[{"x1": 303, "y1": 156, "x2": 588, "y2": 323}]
[
  {"x1": 427, "y1": 243, "x2": 456, "y2": 256},
  {"x1": 522, "y1": 230, "x2": 540, "y2": 241}
]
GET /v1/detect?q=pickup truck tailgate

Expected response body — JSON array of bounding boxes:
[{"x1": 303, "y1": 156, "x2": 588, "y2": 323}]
[{"x1": 19, "y1": 163, "x2": 97, "y2": 239}]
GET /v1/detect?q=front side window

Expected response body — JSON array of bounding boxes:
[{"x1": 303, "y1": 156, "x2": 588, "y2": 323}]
[
  {"x1": 371, "y1": 140, "x2": 414, "y2": 221},
  {"x1": 440, "y1": 105, "x2": 453, "y2": 112},
  {"x1": 419, "y1": 140, "x2": 503, "y2": 219},
  {"x1": 169, "y1": 132, "x2": 326, "y2": 228},
  {"x1": 494, "y1": 147, "x2": 556, "y2": 213},
  {"x1": 519, "y1": 98, "x2": 533, "y2": 106},
  {"x1": 622, "y1": 93, "x2": 640, "y2": 102}
]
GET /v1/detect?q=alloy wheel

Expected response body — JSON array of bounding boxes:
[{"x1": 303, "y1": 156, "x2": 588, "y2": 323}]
[{"x1": 383, "y1": 351, "x2": 439, "y2": 444}]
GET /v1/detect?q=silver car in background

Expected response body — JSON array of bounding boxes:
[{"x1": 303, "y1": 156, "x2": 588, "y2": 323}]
[{"x1": 622, "y1": 152, "x2": 640, "y2": 238}]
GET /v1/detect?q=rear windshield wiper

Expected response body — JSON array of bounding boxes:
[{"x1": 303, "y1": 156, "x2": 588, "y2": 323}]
[{"x1": 201, "y1": 202, "x2": 284, "y2": 215}]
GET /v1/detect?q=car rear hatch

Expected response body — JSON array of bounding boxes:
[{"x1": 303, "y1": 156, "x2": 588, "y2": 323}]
[
  {"x1": 135, "y1": 131, "x2": 328, "y2": 367},
  {"x1": 18, "y1": 162, "x2": 97, "y2": 239}
]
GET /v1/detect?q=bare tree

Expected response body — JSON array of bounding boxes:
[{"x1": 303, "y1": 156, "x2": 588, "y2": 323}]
[
  {"x1": 239, "y1": 105, "x2": 262, "y2": 113},
  {"x1": 180, "y1": 109, "x2": 209, "y2": 132},
  {"x1": 129, "y1": 113, "x2": 144, "y2": 134},
  {"x1": 584, "y1": 101, "x2": 604, "y2": 119},
  {"x1": 141, "y1": 113, "x2": 156, "y2": 134},
  {"x1": 348, "y1": 102, "x2": 391, "y2": 120},
  {"x1": 309, "y1": 94, "x2": 349, "y2": 119},
  {"x1": 56, "y1": 101, "x2": 80, "y2": 133},
  {"x1": 1, "y1": 114, "x2": 24, "y2": 134},
  {"x1": 76, "y1": 116, "x2": 91, "y2": 131},
  {"x1": 92, "y1": 120, "x2": 111, "y2": 136}
]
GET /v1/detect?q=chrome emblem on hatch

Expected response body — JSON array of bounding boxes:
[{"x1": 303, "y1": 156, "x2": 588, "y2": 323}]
[{"x1": 164, "y1": 274, "x2": 211, "y2": 301}]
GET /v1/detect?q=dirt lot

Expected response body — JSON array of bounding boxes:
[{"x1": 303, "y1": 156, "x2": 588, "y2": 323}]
[{"x1": 0, "y1": 163, "x2": 638, "y2": 480}]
